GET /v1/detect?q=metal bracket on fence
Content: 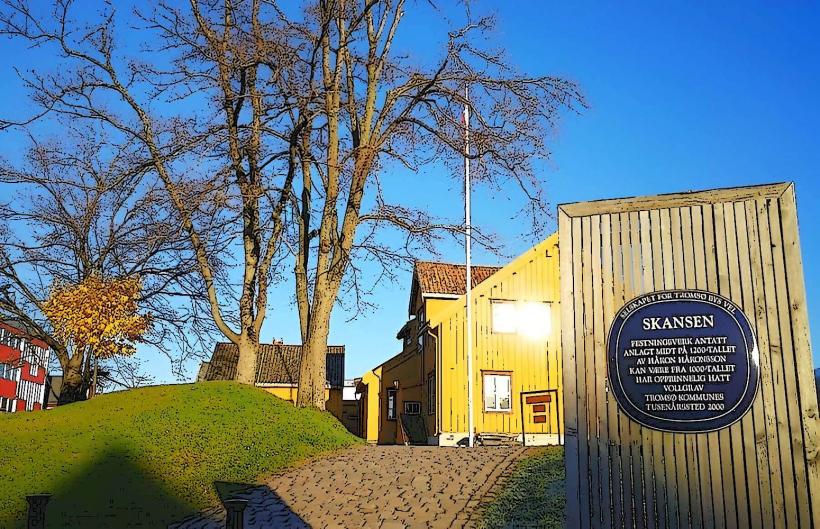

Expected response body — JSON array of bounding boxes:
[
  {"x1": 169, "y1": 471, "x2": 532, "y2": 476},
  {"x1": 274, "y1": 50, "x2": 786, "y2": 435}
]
[
  {"x1": 26, "y1": 494, "x2": 50, "y2": 529},
  {"x1": 222, "y1": 498, "x2": 248, "y2": 529}
]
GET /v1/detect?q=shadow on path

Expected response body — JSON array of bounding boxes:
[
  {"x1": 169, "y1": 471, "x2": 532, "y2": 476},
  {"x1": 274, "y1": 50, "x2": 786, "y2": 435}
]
[{"x1": 170, "y1": 482, "x2": 309, "y2": 529}]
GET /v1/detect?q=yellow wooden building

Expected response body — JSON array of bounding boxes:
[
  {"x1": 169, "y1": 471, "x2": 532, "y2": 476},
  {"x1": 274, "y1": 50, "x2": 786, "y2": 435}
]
[
  {"x1": 202, "y1": 341, "x2": 345, "y2": 420},
  {"x1": 357, "y1": 232, "x2": 562, "y2": 446}
]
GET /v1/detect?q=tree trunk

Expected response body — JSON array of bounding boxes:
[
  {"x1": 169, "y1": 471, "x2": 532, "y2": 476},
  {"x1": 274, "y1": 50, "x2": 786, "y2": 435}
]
[
  {"x1": 297, "y1": 307, "x2": 331, "y2": 409},
  {"x1": 234, "y1": 334, "x2": 258, "y2": 385},
  {"x1": 90, "y1": 357, "x2": 98, "y2": 399},
  {"x1": 57, "y1": 355, "x2": 87, "y2": 405},
  {"x1": 82, "y1": 349, "x2": 92, "y2": 397}
]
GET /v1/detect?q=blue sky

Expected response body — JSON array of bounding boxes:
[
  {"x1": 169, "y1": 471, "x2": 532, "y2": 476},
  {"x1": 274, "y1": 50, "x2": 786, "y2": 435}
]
[{"x1": 1, "y1": 2, "x2": 819, "y2": 383}]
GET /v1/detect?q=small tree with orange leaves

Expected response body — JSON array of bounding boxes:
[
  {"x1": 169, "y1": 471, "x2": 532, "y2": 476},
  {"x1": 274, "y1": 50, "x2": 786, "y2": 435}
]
[{"x1": 43, "y1": 276, "x2": 149, "y2": 400}]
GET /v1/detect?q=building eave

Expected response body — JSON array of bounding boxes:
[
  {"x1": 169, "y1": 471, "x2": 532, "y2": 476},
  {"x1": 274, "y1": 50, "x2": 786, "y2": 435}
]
[{"x1": 421, "y1": 293, "x2": 460, "y2": 300}]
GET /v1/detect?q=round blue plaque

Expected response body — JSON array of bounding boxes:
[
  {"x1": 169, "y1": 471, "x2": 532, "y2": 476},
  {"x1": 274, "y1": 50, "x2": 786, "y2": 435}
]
[{"x1": 607, "y1": 290, "x2": 759, "y2": 433}]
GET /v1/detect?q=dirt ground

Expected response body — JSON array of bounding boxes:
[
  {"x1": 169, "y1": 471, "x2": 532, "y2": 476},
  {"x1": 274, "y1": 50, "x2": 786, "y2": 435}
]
[{"x1": 171, "y1": 445, "x2": 531, "y2": 529}]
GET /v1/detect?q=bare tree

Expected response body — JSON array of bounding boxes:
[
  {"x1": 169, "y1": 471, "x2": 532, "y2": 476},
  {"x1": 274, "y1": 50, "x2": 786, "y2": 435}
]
[
  {"x1": 0, "y1": 0, "x2": 584, "y2": 408},
  {"x1": 0, "y1": 129, "x2": 209, "y2": 403},
  {"x1": 0, "y1": 0, "x2": 308, "y2": 383},
  {"x1": 275, "y1": 1, "x2": 586, "y2": 407}
]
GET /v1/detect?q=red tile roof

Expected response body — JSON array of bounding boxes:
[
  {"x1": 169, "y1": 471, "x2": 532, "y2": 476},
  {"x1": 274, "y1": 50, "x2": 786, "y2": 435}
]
[{"x1": 414, "y1": 261, "x2": 501, "y2": 296}]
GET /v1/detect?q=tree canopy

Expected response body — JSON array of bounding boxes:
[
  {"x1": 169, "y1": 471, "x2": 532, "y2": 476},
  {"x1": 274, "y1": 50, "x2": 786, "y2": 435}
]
[
  {"x1": 43, "y1": 275, "x2": 149, "y2": 360},
  {"x1": 0, "y1": 0, "x2": 585, "y2": 406}
]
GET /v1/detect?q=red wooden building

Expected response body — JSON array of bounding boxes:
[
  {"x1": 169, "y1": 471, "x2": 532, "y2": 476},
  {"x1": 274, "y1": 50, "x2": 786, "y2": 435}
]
[{"x1": 0, "y1": 321, "x2": 50, "y2": 413}]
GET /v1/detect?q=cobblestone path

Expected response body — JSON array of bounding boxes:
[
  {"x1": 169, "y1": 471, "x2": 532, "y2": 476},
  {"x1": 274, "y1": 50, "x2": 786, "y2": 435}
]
[{"x1": 171, "y1": 445, "x2": 529, "y2": 529}]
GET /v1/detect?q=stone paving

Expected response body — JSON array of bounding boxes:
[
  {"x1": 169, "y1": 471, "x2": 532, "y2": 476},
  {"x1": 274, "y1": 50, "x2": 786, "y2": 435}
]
[{"x1": 171, "y1": 445, "x2": 529, "y2": 529}]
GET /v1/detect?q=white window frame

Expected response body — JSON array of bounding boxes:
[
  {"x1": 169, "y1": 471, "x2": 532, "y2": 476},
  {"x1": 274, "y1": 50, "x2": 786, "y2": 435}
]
[
  {"x1": 483, "y1": 372, "x2": 512, "y2": 412},
  {"x1": 404, "y1": 401, "x2": 421, "y2": 415},
  {"x1": 386, "y1": 388, "x2": 397, "y2": 421}
]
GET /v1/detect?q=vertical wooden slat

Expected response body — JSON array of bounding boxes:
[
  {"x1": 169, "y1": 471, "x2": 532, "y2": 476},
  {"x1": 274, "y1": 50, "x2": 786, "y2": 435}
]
[
  {"x1": 575, "y1": 215, "x2": 591, "y2": 529},
  {"x1": 658, "y1": 208, "x2": 681, "y2": 529},
  {"x1": 668, "y1": 207, "x2": 692, "y2": 527},
  {"x1": 744, "y1": 199, "x2": 777, "y2": 529},
  {"x1": 638, "y1": 210, "x2": 658, "y2": 529},
  {"x1": 732, "y1": 201, "x2": 763, "y2": 529},
  {"x1": 647, "y1": 209, "x2": 669, "y2": 529},
  {"x1": 626, "y1": 211, "x2": 647, "y2": 529},
  {"x1": 723, "y1": 202, "x2": 753, "y2": 529},
  {"x1": 779, "y1": 187, "x2": 820, "y2": 529},
  {"x1": 592, "y1": 216, "x2": 613, "y2": 529},
  {"x1": 601, "y1": 214, "x2": 625, "y2": 528},
  {"x1": 582, "y1": 216, "x2": 602, "y2": 528},
  {"x1": 679, "y1": 206, "x2": 704, "y2": 529},
  {"x1": 714, "y1": 202, "x2": 741, "y2": 529},
  {"x1": 755, "y1": 198, "x2": 793, "y2": 527},
  {"x1": 560, "y1": 211, "x2": 580, "y2": 526},
  {"x1": 764, "y1": 197, "x2": 801, "y2": 529},
  {"x1": 769, "y1": 194, "x2": 811, "y2": 529},
  {"x1": 702, "y1": 203, "x2": 728, "y2": 529},
  {"x1": 612, "y1": 212, "x2": 635, "y2": 529},
  {"x1": 690, "y1": 205, "x2": 714, "y2": 529}
]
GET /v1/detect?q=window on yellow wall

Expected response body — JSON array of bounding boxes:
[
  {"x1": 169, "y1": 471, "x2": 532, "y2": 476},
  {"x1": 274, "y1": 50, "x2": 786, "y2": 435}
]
[
  {"x1": 491, "y1": 300, "x2": 517, "y2": 333},
  {"x1": 491, "y1": 300, "x2": 551, "y2": 338},
  {"x1": 483, "y1": 372, "x2": 512, "y2": 412}
]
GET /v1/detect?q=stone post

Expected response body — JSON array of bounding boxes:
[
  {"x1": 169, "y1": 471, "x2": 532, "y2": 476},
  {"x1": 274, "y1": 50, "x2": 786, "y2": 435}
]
[
  {"x1": 25, "y1": 494, "x2": 50, "y2": 529},
  {"x1": 223, "y1": 498, "x2": 248, "y2": 529}
]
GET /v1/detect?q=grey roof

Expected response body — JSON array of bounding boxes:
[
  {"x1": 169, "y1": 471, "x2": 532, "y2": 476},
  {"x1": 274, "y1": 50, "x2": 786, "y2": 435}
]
[{"x1": 204, "y1": 343, "x2": 345, "y2": 388}]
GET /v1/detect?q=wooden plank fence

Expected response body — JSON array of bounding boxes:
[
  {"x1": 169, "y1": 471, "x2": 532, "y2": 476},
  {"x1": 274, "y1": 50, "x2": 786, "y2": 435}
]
[{"x1": 559, "y1": 182, "x2": 820, "y2": 528}]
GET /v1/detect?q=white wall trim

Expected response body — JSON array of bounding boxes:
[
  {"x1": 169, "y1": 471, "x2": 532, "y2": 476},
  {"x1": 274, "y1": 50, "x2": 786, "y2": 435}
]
[
  {"x1": 436, "y1": 432, "x2": 470, "y2": 447},
  {"x1": 434, "y1": 431, "x2": 563, "y2": 447},
  {"x1": 517, "y1": 433, "x2": 563, "y2": 446}
]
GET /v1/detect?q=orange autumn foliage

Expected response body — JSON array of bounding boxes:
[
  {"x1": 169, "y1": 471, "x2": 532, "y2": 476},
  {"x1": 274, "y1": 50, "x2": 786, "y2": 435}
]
[{"x1": 43, "y1": 276, "x2": 149, "y2": 359}]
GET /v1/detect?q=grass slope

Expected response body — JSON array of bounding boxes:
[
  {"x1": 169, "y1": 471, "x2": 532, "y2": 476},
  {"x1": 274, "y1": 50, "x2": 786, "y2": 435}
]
[
  {"x1": 0, "y1": 381, "x2": 360, "y2": 528},
  {"x1": 478, "y1": 447, "x2": 566, "y2": 529}
]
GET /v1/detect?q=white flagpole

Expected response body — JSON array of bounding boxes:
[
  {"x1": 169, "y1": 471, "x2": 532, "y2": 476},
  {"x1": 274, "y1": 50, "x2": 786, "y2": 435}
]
[{"x1": 464, "y1": 87, "x2": 475, "y2": 448}]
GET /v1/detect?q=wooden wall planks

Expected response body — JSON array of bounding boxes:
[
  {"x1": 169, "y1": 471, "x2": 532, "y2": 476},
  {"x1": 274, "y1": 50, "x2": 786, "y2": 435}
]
[{"x1": 560, "y1": 183, "x2": 820, "y2": 529}]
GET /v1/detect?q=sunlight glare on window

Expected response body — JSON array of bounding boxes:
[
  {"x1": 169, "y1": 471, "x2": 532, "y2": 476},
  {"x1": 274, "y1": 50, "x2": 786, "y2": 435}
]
[
  {"x1": 492, "y1": 300, "x2": 550, "y2": 338},
  {"x1": 518, "y1": 302, "x2": 551, "y2": 338},
  {"x1": 491, "y1": 301, "x2": 517, "y2": 333}
]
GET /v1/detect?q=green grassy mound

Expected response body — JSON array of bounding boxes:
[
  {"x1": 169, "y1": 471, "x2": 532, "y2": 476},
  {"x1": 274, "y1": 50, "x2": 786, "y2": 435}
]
[
  {"x1": 478, "y1": 446, "x2": 566, "y2": 529},
  {"x1": 0, "y1": 381, "x2": 360, "y2": 528}
]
